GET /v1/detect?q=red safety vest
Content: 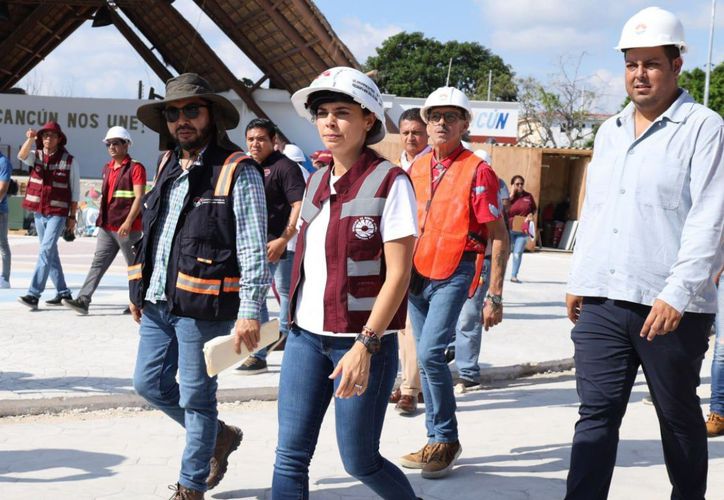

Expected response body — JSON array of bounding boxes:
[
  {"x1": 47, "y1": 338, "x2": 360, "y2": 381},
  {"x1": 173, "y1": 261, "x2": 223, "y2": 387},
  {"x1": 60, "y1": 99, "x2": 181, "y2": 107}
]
[{"x1": 22, "y1": 149, "x2": 74, "y2": 217}]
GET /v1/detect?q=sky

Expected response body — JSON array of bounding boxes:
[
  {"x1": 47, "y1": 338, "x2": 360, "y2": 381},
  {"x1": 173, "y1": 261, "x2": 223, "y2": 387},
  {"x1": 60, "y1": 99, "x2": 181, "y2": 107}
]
[{"x1": 14, "y1": 0, "x2": 723, "y2": 114}]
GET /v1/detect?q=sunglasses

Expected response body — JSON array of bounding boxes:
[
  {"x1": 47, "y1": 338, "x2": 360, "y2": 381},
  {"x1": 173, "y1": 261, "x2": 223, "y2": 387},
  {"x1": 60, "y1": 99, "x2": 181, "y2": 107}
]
[
  {"x1": 106, "y1": 140, "x2": 126, "y2": 147},
  {"x1": 163, "y1": 104, "x2": 209, "y2": 122},
  {"x1": 428, "y1": 111, "x2": 464, "y2": 124}
]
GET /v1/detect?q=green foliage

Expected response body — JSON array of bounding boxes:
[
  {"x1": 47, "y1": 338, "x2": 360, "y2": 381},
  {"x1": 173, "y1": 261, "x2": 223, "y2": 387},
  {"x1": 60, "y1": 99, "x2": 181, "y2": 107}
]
[
  {"x1": 363, "y1": 32, "x2": 517, "y2": 101},
  {"x1": 679, "y1": 62, "x2": 723, "y2": 116}
]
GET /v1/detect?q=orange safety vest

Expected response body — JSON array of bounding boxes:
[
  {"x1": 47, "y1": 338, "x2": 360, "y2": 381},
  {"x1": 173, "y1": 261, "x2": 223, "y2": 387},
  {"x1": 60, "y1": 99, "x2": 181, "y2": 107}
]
[{"x1": 409, "y1": 149, "x2": 481, "y2": 281}]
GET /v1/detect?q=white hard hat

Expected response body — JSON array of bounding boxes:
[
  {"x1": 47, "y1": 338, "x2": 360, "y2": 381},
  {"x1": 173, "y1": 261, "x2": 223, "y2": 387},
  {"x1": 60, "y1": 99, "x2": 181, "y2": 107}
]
[
  {"x1": 103, "y1": 126, "x2": 133, "y2": 145},
  {"x1": 615, "y1": 7, "x2": 687, "y2": 53},
  {"x1": 282, "y1": 144, "x2": 306, "y2": 164},
  {"x1": 291, "y1": 67, "x2": 386, "y2": 144},
  {"x1": 420, "y1": 87, "x2": 472, "y2": 123},
  {"x1": 473, "y1": 149, "x2": 491, "y2": 165}
]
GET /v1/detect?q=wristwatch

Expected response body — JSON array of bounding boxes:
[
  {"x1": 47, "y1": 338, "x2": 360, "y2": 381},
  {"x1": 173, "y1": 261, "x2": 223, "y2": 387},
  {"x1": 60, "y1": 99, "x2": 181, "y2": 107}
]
[
  {"x1": 485, "y1": 293, "x2": 503, "y2": 307},
  {"x1": 355, "y1": 325, "x2": 381, "y2": 354}
]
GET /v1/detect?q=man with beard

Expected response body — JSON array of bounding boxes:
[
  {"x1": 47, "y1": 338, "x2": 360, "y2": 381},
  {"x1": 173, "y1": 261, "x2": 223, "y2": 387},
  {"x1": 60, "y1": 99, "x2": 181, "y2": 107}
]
[{"x1": 131, "y1": 73, "x2": 271, "y2": 499}]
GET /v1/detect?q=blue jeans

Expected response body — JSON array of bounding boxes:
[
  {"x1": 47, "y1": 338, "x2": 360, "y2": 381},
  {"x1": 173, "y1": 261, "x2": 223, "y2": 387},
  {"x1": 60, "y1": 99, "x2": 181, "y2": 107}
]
[
  {"x1": 272, "y1": 327, "x2": 416, "y2": 500},
  {"x1": 408, "y1": 258, "x2": 475, "y2": 443},
  {"x1": 133, "y1": 301, "x2": 234, "y2": 492},
  {"x1": 253, "y1": 251, "x2": 294, "y2": 361},
  {"x1": 509, "y1": 230, "x2": 528, "y2": 279},
  {"x1": 711, "y1": 285, "x2": 724, "y2": 415},
  {"x1": 566, "y1": 298, "x2": 712, "y2": 500},
  {"x1": 28, "y1": 213, "x2": 69, "y2": 297},
  {"x1": 454, "y1": 258, "x2": 490, "y2": 382},
  {"x1": 0, "y1": 212, "x2": 10, "y2": 281}
]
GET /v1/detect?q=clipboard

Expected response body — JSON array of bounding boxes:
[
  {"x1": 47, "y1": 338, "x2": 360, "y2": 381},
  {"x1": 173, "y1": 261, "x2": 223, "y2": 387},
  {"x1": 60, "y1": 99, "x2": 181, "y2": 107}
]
[{"x1": 203, "y1": 319, "x2": 279, "y2": 377}]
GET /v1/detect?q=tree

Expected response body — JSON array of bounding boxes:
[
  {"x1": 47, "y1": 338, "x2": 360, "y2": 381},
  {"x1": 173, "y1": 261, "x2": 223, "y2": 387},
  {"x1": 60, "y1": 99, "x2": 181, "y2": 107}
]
[
  {"x1": 679, "y1": 62, "x2": 723, "y2": 116},
  {"x1": 364, "y1": 32, "x2": 517, "y2": 100},
  {"x1": 517, "y1": 54, "x2": 597, "y2": 148}
]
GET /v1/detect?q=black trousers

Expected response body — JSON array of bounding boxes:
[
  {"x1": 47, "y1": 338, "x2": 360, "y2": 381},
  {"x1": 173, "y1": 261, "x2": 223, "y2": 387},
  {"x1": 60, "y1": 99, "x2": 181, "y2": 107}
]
[{"x1": 565, "y1": 298, "x2": 713, "y2": 500}]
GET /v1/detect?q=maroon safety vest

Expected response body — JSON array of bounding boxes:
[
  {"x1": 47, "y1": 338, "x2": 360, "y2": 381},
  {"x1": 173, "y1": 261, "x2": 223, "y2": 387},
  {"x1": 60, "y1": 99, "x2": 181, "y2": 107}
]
[
  {"x1": 289, "y1": 148, "x2": 408, "y2": 333},
  {"x1": 22, "y1": 149, "x2": 74, "y2": 217},
  {"x1": 96, "y1": 155, "x2": 144, "y2": 229}
]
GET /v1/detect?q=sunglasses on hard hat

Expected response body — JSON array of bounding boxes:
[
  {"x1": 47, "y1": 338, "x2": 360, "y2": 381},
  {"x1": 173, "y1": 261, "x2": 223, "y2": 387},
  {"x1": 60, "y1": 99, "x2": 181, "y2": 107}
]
[
  {"x1": 428, "y1": 111, "x2": 464, "y2": 124},
  {"x1": 163, "y1": 103, "x2": 209, "y2": 123}
]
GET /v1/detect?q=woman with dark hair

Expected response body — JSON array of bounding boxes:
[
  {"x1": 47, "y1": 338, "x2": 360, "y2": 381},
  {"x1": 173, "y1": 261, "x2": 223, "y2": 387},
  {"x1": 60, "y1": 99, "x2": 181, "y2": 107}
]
[
  {"x1": 508, "y1": 175, "x2": 536, "y2": 283},
  {"x1": 272, "y1": 67, "x2": 420, "y2": 499}
]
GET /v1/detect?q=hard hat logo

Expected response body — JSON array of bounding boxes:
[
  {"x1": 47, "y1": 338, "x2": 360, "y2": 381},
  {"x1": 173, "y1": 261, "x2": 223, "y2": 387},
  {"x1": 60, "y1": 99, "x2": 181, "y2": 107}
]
[
  {"x1": 615, "y1": 7, "x2": 687, "y2": 53},
  {"x1": 634, "y1": 23, "x2": 647, "y2": 35}
]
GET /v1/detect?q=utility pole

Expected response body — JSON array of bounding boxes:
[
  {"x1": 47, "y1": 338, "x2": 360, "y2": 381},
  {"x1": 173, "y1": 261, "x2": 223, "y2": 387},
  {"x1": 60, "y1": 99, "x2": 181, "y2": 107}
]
[
  {"x1": 704, "y1": 0, "x2": 717, "y2": 108},
  {"x1": 445, "y1": 58, "x2": 453, "y2": 86},
  {"x1": 487, "y1": 70, "x2": 492, "y2": 101}
]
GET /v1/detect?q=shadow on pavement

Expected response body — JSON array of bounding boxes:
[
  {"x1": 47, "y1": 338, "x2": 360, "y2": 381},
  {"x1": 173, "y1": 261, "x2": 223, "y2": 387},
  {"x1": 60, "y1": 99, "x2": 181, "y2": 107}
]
[
  {"x1": 0, "y1": 371, "x2": 133, "y2": 395},
  {"x1": 0, "y1": 449, "x2": 124, "y2": 482}
]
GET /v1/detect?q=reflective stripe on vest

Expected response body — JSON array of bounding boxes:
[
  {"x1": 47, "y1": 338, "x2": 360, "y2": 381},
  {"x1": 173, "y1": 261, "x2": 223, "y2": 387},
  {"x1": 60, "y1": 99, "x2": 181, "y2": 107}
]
[
  {"x1": 176, "y1": 272, "x2": 221, "y2": 296},
  {"x1": 300, "y1": 165, "x2": 329, "y2": 223},
  {"x1": 112, "y1": 190, "x2": 135, "y2": 199},
  {"x1": 222, "y1": 277, "x2": 240, "y2": 293},
  {"x1": 128, "y1": 264, "x2": 142, "y2": 281},
  {"x1": 347, "y1": 259, "x2": 381, "y2": 277},
  {"x1": 214, "y1": 152, "x2": 249, "y2": 196}
]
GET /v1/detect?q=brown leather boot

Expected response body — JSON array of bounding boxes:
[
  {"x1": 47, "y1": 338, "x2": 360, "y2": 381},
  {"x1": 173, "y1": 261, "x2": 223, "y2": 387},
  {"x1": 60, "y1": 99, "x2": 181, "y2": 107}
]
[
  {"x1": 399, "y1": 443, "x2": 433, "y2": 469},
  {"x1": 389, "y1": 387, "x2": 402, "y2": 404},
  {"x1": 706, "y1": 411, "x2": 724, "y2": 437},
  {"x1": 421, "y1": 441, "x2": 462, "y2": 479},
  {"x1": 395, "y1": 394, "x2": 418, "y2": 415},
  {"x1": 168, "y1": 483, "x2": 204, "y2": 499},
  {"x1": 206, "y1": 420, "x2": 243, "y2": 490}
]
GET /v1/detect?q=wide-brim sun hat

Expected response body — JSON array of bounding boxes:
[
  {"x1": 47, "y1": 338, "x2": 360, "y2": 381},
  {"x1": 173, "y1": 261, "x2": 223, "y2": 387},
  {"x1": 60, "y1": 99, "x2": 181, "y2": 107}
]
[
  {"x1": 290, "y1": 67, "x2": 386, "y2": 145},
  {"x1": 136, "y1": 73, "x2": 240, "y2": 150},
  {"x1": 35, "y1": 121, "x2": 67, "y2": 149}
]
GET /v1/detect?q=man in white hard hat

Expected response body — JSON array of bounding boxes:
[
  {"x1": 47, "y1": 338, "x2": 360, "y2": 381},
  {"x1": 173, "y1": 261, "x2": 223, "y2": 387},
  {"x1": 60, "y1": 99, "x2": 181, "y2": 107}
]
[
  {"x1": 565, "y1": 7, "x2": 724, "y2": 499},
  {"x1": 400, "y1": 86, "x2": 509, "y2": 478},
  {"x1": 63, "y1": 126, "x2": 147, "y2": 315}
]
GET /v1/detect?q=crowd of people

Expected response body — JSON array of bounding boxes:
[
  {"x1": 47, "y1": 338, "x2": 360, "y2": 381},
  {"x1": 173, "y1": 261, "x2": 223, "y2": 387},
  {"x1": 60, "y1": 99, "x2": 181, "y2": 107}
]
[{"x1": 1, "y1": 6, "x2": 722, "y2": 500}]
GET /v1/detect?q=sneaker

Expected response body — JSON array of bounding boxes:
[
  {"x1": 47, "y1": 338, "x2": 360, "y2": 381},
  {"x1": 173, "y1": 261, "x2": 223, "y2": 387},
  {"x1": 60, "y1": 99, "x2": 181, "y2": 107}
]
[
  {"x1": 167, "y1": 482, "x2": 204, "y2": 499},
  {"x1": 510, "y1": 277, "x2": 521, "y2": 283},
  {"x1": 46, "y1": 292, "x2": 72, "y2": 306},
  {"x1": 706, "y1": 412, "x2": 724, "y2": 437},
  {"x1": 235, "y1": 356, "x2": 268, "y2": 375},
  {"x1": 453, "y1": 377, "x2": 479, "y2": 389},
  {"x1": 63, "y1": 297, "x2": 89, "y2": 315},
  {"x1": 17, "y1": 295, "x2": 39, "y2": 310},
  {"x1": 421, "y1": 441, "x2": 462, "y2": 479},
  {"x1": 395, "y1": 394, "x2": 419, "y2": 415},
  {"x1": 400, "y1": 443, "x2": 433, "y2": 469},
  {"x1": 206, "y1": 420, "x2": 243, "y2": 489},
  {"x1": 0, "y1": 277, "x2": 10, "y2": 289}
]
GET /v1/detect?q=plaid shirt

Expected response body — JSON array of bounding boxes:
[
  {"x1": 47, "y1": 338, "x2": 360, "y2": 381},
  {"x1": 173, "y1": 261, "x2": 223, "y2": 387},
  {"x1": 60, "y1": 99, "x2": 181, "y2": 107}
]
[{"x1": 145, "y1": 150, "x2": 270, "y2": 320}]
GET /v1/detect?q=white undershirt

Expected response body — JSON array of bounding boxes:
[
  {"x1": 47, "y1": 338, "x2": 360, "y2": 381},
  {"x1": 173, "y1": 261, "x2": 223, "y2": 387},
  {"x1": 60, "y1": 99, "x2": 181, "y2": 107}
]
[{"x1": 294, "y1": 173, "x2": 418, "y2": 337}]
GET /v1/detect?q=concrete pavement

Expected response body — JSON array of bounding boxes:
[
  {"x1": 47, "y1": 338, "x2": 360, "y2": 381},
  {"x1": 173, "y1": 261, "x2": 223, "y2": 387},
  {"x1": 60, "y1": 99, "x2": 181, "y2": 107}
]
[{"x1": 1, "y1": 235, "x2": 575, "y2": 415}]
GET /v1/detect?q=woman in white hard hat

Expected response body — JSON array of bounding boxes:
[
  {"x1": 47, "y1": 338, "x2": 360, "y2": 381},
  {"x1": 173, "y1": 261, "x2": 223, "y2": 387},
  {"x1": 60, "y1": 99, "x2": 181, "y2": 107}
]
[{"x1": 272, "y1": 67, "x2": 419, "y2": 499}]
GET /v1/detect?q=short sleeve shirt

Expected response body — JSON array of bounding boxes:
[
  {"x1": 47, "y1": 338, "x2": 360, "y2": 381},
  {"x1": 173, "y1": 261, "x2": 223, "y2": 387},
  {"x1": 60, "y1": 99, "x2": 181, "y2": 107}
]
[
  {"x1": 261, "y1": 151, "x2": 306, "y2": 239},
  {"x1": 103, "y1": 158, "x2": 147, "y2": 232},
  {"x1": 0, "y1": 153, "x2": 11, "y2": 213}
]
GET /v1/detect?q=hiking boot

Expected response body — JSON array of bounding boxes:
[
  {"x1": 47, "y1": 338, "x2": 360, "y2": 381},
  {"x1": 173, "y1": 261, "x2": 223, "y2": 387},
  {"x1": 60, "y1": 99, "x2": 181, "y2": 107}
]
[
  {"x1": 395, "y1": 394, "x2": 418, "y2": 415},
  {"x1": 168, "y1": 483, "x2": 204, "y2": 499},
  {"x1": 389, "y1": 387, "x2": 402, "y2": 404},
  {"x1": 46, "y1": 292, "x2": 72, "y2": 306},
  {"x1": 235, "y1": 355, "x2": 267, "y2": 375},
  {"x1": 206, "y1": 420, "x2": 243, "y2": 490},
  {"x1": 706, "y1": 411, "x2": 724, "y2": 437},
  {"x1": 63, "y1": 297, "x2": 89, "y2": 315},
  {"x1": 400, "y1": 443, "x2": 433, "y2": 469},
  {"x1": 421, "y1": 441, "x2": 462, "y2": 479},
  {"x1": 18, "y1": 295, "x2": 39, "y2": 310}
]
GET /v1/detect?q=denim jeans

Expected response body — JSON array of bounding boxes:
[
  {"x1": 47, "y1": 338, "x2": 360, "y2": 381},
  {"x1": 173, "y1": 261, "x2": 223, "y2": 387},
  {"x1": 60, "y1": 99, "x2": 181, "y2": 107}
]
[
  {"x1": 566, "y1": 298, "x2": 712, "y2": 500},
  {"x1": 0, "y1": 212, "x2": 10, "y2": 282},
  {"x1": 133, "y1": 301, "x2": 234, "y2": 492},
  {"x1": 408, "y1": 258, "x2": 475, "y2": 443},
  {"x1": 253, "y1": 251, "x2": 293, "y2": 361},
  {"x1": 509, "y1": 230, "x2": 528, "y2": 279},
  {"x1": 711, "y1": 285, "x2": 724, "y2": 415},
  {"x1": 454, "y1": 258, "x2": 490, "y2": 382},
  {"x1": 272, "y1": 327, "x2": 416, "y2": 500},
  {"x1": 28, "y1": 213, "x2": 70, "y2": 297}
]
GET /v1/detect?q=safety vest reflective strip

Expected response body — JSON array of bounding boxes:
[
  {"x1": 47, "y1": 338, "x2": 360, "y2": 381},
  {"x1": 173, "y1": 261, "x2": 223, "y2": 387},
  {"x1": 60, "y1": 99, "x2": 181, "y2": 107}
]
[
  {"x1": 128, "y1": 264, "x2": 142, "y2": 281},
  {"x1": 222, "y1": 277, "x2": 240, "y2": 292},
  {"x1": 176, "y1": 272, "x2": 221, "y2": 296},
  {"x1": 113, "y1": 190, "x2": 135, "y2": 199},
  {"x1": 214, "y1": 152, "x2": 249, "y2": 196}
]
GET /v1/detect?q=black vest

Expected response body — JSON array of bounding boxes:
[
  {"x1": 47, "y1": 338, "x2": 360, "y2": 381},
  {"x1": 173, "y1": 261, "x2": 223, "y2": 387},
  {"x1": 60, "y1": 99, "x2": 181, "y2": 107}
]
[{"x1": 128, "y1": 143, "x2": 259, "y2": 320}]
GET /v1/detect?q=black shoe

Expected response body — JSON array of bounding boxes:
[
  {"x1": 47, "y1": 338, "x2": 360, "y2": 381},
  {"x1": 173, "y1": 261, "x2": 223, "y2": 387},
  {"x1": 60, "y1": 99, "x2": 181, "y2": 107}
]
[
  {"x1": 46, "y1": 292, "x2": 72, "y2": 306},
  {"x1": 235, "y1": 356, "x2": 268, "y2": 375},
  {"x1": 18, "y1": 295, "x2": 39, "y2": 310},
  {"x1": 453, "y1": 377, "x2": 479, "y2": 389},
  {"x1": 444, "y1": 346, "x2": 456, "y2": 364},
  {"x1": 122, "y1": 306, "x2": 131, "y2": 315},
  {"x1": 63, "y1": 297, "x2": 89, "y2": 315}
]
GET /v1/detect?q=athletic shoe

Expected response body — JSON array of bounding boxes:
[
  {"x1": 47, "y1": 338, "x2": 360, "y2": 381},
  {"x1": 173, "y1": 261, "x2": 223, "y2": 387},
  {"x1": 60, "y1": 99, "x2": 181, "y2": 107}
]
[
  {"x1": 46, "y1": 292, "x2": 72, "y2": 306},
  {"x1": 63, "y1": 297, "x2": 89, "y2": 315},
  {"x1": 17, "y1": 295, "x2": 39, "y2": 310},
  {"x1": 235, "y1": 356, "x2": 268, "y2": 375},
  {"x1": 421, "y1": 441, "x2": 462, "y2": 479}
]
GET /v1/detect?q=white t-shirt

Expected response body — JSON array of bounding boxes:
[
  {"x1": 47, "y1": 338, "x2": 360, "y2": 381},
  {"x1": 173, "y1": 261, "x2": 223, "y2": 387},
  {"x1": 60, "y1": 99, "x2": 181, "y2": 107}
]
[
  {"x1": 286, "y1": 163, "x2": 311, "y2": 252},
  {"x1": 294, "y1": 172, "x2": 418, "y2": 337}
]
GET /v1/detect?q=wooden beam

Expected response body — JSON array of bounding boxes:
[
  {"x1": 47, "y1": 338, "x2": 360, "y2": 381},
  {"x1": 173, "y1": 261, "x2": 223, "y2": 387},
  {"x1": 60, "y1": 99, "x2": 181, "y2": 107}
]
[
  {"x1": 108, "y1": 7, "x2": 173, "y2": 83},
  {"x1": 249, "y1": 75, "x2": 269, "y2": 92},
  {"x1": 289, "y1": 0, "x2": 353, "y2": 68}
]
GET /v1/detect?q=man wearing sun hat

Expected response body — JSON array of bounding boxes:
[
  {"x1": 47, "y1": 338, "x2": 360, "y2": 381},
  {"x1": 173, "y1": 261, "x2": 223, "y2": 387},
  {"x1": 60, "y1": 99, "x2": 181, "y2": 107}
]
[
  {"x1": 17, "y1": 121, "x2": 80, "y2": 310},
  {"x1": 565, "y1": 7, "x2": 724, "y2": 499},
  {"x1": 130, "y1": 73, "x2": 271, "y2": 499}
]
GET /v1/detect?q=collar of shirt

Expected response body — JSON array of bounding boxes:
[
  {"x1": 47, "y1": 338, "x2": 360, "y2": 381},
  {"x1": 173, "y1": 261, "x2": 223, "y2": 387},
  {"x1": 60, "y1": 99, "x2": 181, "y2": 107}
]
[
  {"x1": 616, "y1": 89, "x2": 694, "y2": 129},
  {"x1": 430, "y1": 143, "x2": 466, "y2": 170},
  {"x1": 107, "y1": 154, "x2": 132, "y2": 171},
  {"x1": 174, "y1": 145, "x2": 207, "y2": 172},
  {"x1": 400, "y1": 144, "x2": 432, "y2": 169}
]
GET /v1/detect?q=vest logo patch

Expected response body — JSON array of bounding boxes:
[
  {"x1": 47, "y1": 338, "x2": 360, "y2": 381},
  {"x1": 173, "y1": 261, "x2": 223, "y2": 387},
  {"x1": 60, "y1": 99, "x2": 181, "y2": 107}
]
[{"x1": 353, "y1": 217, "x2": 377, "y2": 240}]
